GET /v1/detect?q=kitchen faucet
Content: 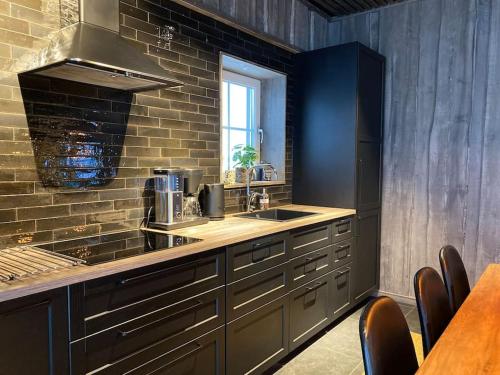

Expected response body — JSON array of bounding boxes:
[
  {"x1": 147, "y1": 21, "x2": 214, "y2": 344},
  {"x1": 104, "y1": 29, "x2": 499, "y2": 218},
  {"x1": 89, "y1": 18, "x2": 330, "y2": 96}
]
[{"x1": 246, "y1": 166, "x2": 262, "y2": 212}]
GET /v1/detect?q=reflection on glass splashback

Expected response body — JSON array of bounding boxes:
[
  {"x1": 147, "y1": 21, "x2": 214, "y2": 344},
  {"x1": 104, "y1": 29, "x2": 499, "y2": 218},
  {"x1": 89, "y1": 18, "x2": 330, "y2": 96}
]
[
  {"x1": 21, "y1": 76, "x2": 132, "y2": 189},
  {"x1": 31, "y1": 126, "x2": 126, "y2": 188}
]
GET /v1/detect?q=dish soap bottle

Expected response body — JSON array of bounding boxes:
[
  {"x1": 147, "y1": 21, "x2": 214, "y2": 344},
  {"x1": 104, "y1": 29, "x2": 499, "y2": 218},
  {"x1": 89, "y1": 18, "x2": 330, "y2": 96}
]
[{"x1": 259, "y1": 188, "x2": 270, "y2": 210}]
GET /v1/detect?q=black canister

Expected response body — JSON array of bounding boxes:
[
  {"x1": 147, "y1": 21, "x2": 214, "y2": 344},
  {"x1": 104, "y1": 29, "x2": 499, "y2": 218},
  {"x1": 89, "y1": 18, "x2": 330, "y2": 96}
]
[{"x1": 199, "y1": 183, "x2": 225, "y2": 220}]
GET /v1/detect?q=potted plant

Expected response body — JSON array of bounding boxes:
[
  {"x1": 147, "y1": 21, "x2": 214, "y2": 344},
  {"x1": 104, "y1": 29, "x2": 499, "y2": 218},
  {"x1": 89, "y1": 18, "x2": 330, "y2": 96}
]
[{"x1": 232, "y1": 144, "x2": 257, "y2": 183}]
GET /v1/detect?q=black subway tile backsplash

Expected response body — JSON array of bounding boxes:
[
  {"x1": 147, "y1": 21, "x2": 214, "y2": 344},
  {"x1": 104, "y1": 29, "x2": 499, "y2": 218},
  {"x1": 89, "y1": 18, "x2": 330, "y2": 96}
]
[{"x1": 0, "y1": 0, "x2": 294, "y2": 247}]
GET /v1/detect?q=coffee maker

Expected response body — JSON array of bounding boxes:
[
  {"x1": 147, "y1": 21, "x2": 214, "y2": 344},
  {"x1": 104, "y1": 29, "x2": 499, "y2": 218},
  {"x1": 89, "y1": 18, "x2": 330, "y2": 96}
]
[{"x1": 149, "y1": 168, "x2": 209, "y2": 231}]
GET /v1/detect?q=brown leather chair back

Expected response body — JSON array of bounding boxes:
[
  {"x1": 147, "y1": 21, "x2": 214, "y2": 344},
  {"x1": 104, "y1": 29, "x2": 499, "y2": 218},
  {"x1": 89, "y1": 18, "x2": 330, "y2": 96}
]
[
  {"x1": 414, "y1": 267, "x2": 452, "y2": 356},
  {"x1": 359, "y1": 296, "x2": 418, "y2": 375},
  {"x1": 439, "y1": 245, "x2": 470, "y2": 313}
]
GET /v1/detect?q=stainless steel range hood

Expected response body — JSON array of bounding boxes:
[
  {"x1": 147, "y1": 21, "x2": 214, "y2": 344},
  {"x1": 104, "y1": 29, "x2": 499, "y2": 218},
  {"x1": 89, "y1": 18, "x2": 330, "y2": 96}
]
[{"x1": 22, "y1": 0, "x2": 182, "y2": 92}]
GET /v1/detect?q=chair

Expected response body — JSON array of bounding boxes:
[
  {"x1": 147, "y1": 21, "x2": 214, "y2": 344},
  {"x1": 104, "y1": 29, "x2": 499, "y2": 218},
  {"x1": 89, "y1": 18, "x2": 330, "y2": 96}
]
[
  {"x1": 359, "y1": 296, "x2": 419, "y2": 375},
  {"x1": 414, "y1": 267, "x2": 453, "y2": 356},
  {"x1": 439, "y1": 245, "x2": 470, "y2": 313}
]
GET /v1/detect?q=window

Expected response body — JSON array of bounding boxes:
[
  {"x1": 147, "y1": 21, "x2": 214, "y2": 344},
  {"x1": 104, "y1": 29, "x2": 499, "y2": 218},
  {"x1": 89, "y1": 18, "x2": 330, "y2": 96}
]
[
  {"x1": 221, "y1": 70, "x2": 261, "y2": 172},
  {"x1": 220, "y1": 53, "x2": 286, "y2": 187}
]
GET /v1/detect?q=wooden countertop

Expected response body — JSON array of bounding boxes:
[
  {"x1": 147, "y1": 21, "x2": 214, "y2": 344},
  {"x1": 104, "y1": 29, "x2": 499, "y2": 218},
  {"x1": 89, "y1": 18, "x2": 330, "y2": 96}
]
[
  {"x1": 417, "y1": 263, "x2": 500, "y2": 374},
  {"x1": 0, "y1": 205, "x2": 355, "y2": 303}
]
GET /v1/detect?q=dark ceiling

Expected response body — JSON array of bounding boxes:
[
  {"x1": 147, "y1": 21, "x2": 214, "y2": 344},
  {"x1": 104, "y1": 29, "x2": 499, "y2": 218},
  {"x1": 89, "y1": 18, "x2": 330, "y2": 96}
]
[{"x1": 304, "y1": 0, "x2": 406, "y2": 17}]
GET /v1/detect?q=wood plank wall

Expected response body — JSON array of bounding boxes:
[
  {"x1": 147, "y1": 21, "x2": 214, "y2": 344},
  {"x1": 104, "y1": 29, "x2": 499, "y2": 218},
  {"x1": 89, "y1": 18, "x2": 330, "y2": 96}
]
[
  {"x1": 327, "y1": 0, "x2": 500, "y2": 298},
  {"x1": 177, "y1": 0, "x2": 330, "y2": 50}
]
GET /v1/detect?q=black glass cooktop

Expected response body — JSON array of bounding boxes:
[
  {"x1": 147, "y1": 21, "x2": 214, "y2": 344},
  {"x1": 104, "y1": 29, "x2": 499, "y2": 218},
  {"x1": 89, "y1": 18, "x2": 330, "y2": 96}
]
[{"x1": 36, "y1": 229, "x2": 202, "y2": 266}]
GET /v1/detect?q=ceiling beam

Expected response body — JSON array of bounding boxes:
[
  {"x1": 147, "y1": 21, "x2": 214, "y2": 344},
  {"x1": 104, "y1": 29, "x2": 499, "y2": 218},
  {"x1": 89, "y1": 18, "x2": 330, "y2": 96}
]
[{"x1": 304, "y1": 0, "x2": 406, "y2": 17}]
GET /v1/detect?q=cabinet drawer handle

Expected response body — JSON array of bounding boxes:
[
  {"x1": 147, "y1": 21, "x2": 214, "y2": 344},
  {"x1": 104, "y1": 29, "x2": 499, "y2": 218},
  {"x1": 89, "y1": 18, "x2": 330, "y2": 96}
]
[
  {"x1": 305, "y1": 256, "x2": 319, "y2": 262},
  {"x1": 252, "y1": 247, "x2": 271, "y2": 263},
  {"x1": 335, "y1": 219, "x2": 352, "y2": 234},
  {"x1": 336, "y1": 244, "x2": 350, "y2": 251},
  {"x1": 305, "y1": 281, "x2": 324, "y2": 292},
  {"x1": 253, "y1": 239, "x2": 274, "y2": 248},
  {"x1": 118, "y1": 299, "x2": 204, "y2": 337},
  {"x1": 118, "y1": 261, "x2": 198, "y2": 285},
  {"x1": 294, "y1": 225, "x2": 327, "y2": 238},
  {"x1": 336, "y1": 268, "x2": 350, "y2": 277}
]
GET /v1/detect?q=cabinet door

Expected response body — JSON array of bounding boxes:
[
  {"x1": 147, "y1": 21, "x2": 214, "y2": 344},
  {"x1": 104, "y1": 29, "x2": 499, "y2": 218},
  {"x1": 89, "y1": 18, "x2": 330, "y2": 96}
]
[
  {"x1": 357, "y1": 46, "x2": 384, "y2": 142},
  {"x1": 352, "y1": 210, "x2": 380, "y2": 303},
  {"x1": 293, "y1": 44, "x2": 358, "y2": 209},
  {"x1": 331, "y1": 265, "x2": 352, "y2": 319},
  {"x1": 289, "y1": 273, "x2": 331, "y2": 351},
  {"x1": 0, "y1": 288, "x2": 69, "y2": 375},
  {"x1": 226, "y1": 296, "x2": 289, "y2": 375},
  {"x1": 357, "y1": 141, "x2": 382, "y2": 211}
]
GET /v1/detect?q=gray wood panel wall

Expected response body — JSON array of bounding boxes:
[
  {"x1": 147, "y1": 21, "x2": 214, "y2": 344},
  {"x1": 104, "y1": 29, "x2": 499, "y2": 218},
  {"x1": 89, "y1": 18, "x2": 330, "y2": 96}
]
[
  {"x1": 327, "y1": 0, "x2": 500, "y2": 299},
  {"x1": 180, "y1": 0, "x2": 330, "y2": 50}
]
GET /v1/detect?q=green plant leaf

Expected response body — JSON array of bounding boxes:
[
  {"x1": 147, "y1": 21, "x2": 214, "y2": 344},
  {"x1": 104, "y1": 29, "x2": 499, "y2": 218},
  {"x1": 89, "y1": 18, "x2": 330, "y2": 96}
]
[{"x1": 232, "y1": 144, "x2": 257, "y2": 169}]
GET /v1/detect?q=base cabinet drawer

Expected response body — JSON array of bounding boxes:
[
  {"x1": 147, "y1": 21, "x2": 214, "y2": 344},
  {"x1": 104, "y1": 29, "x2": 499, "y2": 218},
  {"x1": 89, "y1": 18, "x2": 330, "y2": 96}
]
[
  {"x1": 332, "y1": 217, "x2": 353, "y2": 243},
  {"x1": 289, "y1": 223, "x2": 332, "y2": 258},
  {"x1": 71, "y1": 250, "x2": 225, "y2": 339},
  {"x1": 332, "y1": 264, "x2": 352, "y2": 319},
  {"x1": 226, "y1": 264, "x2": 288, "y2": 321},
  {"x1": 227, "y1": 233, "x2": 288, "y2": 282},
  {"x1": 288, "y1": 245, "x2": 333, "y2": 289},
  {"x1": 289, "y1": 273, "x2": 332, "y2": 351},
  {"x1": 71, "y1": 286, "x2": 225, "y2": 374},
  {"x1": 73, "y1": 326, "x2": 225, "y2": 375},
  {"x1": 332, "y1": 238, "x2": 353, "y2": 268},
  {"x1": 226, "y1": 296, "x2": 289, "y2": 375}
]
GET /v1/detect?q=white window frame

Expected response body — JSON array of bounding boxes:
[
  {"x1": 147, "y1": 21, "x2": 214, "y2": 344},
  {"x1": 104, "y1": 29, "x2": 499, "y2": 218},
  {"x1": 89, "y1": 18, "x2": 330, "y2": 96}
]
[{"x1": 221, "y1": 70, "x2": 261, "y2": 172}]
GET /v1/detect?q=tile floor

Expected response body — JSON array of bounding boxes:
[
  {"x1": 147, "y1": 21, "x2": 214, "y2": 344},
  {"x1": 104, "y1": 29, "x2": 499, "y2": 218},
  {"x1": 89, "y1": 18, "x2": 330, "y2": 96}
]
[{"x1": 271, "y1": 302, "x2": 421, "y2": 375}]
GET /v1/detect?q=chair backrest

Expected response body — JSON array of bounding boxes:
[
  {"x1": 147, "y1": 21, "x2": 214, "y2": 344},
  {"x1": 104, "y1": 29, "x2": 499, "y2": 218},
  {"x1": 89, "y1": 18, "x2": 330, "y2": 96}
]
[
  {"x1": 439, "y1": 245, "x2": 470, "y2": 313},
  {"x1": 414, "y1": 267, "x2": 453, "y2": 356},
  {"x1": 359, "y1": 296, "x2": 419, "y2": 375}
]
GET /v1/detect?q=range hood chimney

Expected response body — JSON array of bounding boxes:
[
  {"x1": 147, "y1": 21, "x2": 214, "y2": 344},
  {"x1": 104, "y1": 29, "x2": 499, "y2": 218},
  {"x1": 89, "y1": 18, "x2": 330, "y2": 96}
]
[{"x1": 22, "y1": 0, "x2": 183, "y2": 92}]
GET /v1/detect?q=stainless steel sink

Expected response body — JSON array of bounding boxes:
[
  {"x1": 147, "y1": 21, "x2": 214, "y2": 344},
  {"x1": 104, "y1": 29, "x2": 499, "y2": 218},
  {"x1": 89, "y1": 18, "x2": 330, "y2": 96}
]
[{"x1": 236, "y1": 209, "x2": 318, "y2": 222}]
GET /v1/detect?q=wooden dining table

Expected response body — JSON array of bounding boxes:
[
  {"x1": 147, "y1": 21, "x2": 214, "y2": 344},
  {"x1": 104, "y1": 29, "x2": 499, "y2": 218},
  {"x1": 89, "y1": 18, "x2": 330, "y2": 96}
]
[{"x1": 417, "y1": 263, "x2": 500, "y2": 374}]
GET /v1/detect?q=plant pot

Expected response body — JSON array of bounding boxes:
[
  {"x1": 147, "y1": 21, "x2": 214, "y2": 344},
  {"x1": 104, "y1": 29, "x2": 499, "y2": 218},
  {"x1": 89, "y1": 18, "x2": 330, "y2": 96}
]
[
  {"x1": 223, "y1": 170, "x2": 236, "y2": 185},
  {"x1": 235, "y1": 167, "x2": 247, "y2": 183}
]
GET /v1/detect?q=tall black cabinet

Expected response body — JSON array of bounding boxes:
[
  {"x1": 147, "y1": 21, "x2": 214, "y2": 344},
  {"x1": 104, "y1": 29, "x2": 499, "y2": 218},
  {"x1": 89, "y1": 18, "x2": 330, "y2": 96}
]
[{"x1": 293, "y1": 42, "x2": 384, "y2": 304}]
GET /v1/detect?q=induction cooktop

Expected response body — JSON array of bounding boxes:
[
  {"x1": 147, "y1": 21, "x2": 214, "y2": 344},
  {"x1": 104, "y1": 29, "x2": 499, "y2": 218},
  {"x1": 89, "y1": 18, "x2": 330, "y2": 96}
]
[{"x1": 36, "y1": 229, "x2": 202, "y2": 266}]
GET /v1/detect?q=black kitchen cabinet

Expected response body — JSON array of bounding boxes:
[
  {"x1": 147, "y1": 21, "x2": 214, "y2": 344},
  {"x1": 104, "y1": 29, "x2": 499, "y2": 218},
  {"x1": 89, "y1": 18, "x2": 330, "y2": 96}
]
[
  {"x1": 357, "y1": 141, "x2": 382, "y2": 211},
  {"x1": 331, "y1": 264, "x2": 352, "y2": 318},
  {"x1": 352, "y1": 209, "x2": 381, "y2": 302},
  {"x1": 226, "y1": 296, "x2": 289, "y2": 375},
  {"x1": 0, "y1": 215, "x2": 361, "y2": 375},
  {"x1": 293, "y1": 42, "x2": 384, "y2": 303},
  {"x1": 289, "y1": 273, "x2": 331, "y2": 351},
  {"x1": 69, "y1": 250, "x2": 226, "y2": 375},
  {"x1": 0, "y1": 288, "x2": 69, "y2": 375}
]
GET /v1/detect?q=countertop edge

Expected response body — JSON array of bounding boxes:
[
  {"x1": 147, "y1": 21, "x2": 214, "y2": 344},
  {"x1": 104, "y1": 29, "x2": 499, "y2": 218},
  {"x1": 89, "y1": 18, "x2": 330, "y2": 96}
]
[{"x1": 0, "y1": 205, "x2": 356, "y2": 303}]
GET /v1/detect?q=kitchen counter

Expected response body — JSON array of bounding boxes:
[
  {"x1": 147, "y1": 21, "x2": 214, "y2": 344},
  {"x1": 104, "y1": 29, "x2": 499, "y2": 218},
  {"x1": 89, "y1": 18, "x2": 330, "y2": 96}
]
[{"x1": 0, "y1": 205, "x2": 355, "y2": 302}]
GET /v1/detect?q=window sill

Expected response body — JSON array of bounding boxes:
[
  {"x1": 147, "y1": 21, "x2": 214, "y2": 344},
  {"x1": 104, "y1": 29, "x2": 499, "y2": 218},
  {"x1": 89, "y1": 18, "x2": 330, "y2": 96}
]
[{"x1": 224, "y1": 180, "x2": 286, "y2": 190}]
